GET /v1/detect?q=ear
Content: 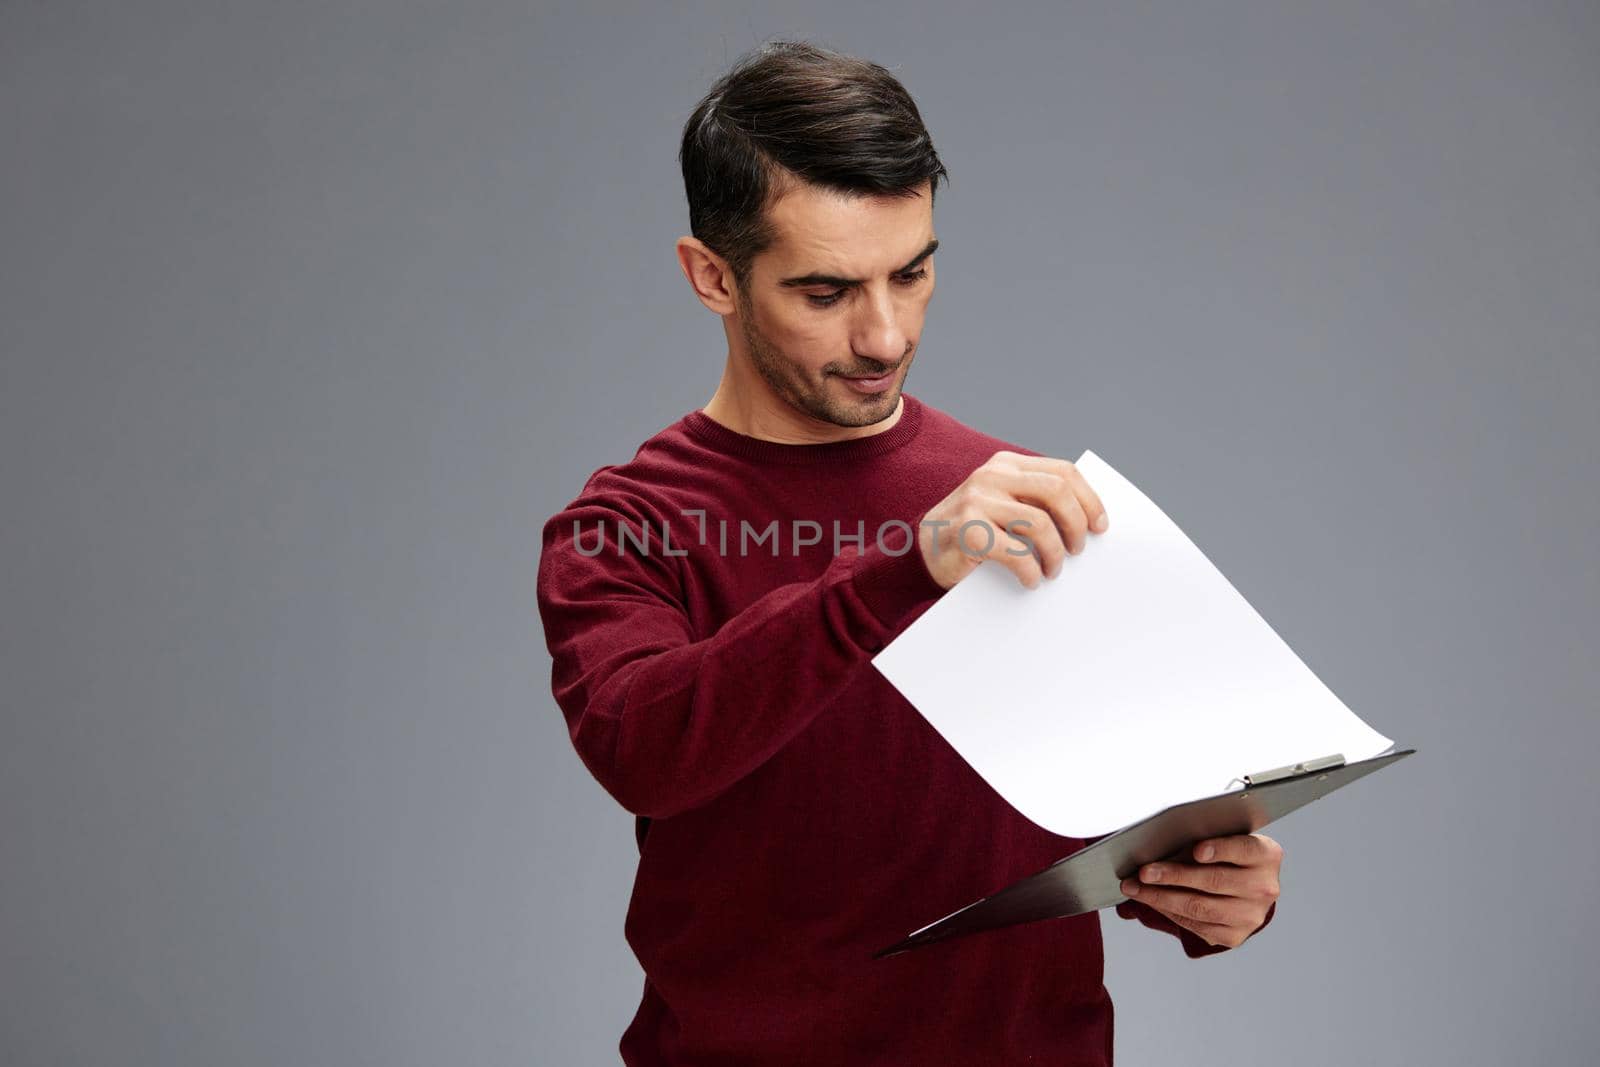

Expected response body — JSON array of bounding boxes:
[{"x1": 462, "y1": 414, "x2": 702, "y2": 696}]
[{"x1": 676, "y1": 236, "x2": 739, "y2": 316}]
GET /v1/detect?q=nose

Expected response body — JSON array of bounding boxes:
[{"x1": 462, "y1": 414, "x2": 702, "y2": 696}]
[{"x1": 851, "y1": 283, "x2": 911, "y2": 365}]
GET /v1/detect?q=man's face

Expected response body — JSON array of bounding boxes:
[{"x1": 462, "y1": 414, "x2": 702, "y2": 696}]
[{"x1": 732, "y1": 179, "x2": 937, "y2": 428}]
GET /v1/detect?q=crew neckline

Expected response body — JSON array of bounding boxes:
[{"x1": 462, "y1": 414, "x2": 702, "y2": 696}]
[{"x1": 680, "y1": 393, "x2": 926, "y2": 466}]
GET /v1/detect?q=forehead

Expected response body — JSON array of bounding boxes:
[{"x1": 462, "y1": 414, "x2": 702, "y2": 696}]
[{"x1": 761, "y1": 180, "x2": 933, "y2": 274}]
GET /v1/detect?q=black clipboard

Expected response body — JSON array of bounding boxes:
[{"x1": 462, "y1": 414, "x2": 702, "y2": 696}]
[{"x1": 871, "y1": 747, "x2": 1417, "y2": 959}]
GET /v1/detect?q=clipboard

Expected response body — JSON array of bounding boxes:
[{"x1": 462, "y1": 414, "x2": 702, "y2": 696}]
[{"x1": 871, "y1": 746, "x2": 1416, "y2": 959}]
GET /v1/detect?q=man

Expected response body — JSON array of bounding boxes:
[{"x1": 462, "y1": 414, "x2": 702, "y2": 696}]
[{"x1": 536, "y1": 39, "x2": 1281, "y2": 1065}]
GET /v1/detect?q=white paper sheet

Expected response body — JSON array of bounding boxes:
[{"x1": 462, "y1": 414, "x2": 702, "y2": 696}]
[{"x1": 870, "y1": 449, "x2": 1393, "y2": 839}]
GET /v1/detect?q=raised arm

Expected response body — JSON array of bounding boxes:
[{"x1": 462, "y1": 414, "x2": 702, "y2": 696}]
[
  {"x1": 536, "y1": 491, "x2": 945, "y2": 819},
  {"x1": 537, "y1": 449, "x2": 1111, "y2": 820}
]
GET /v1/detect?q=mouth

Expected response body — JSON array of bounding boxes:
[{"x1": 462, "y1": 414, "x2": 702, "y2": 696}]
[{"x1": 834, "y1": 366, "x2": 900, "y2": 394}]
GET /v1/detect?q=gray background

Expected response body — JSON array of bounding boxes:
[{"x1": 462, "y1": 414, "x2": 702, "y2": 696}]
[{"x1": 2, "y1": 1, "x2": 1596, "y2": 1064}]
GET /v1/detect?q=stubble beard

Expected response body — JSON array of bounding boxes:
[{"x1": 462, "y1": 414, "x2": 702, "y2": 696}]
[{"x1": 736, "y1": 293, "x2": 906, "y2": 429}]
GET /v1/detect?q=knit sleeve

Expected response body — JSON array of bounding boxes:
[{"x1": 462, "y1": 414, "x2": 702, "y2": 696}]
[
  {"x1": 1114, "y1": 898, "x2": 1277, "y2": 958},
  {"x1": 536, "y1": 490, "x2": 947, "y2": 819}
]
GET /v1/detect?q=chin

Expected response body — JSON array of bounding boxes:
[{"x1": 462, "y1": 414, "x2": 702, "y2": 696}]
[{"x1": 826, "y1": 383, "x2": 900, "y2": 424}]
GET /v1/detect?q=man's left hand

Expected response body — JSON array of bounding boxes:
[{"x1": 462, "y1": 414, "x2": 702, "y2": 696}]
[{"x1": 1119, "y1": 832, "x2": 1283, "y2": 949}]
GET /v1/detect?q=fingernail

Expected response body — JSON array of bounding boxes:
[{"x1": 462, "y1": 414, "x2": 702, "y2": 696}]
[
  {"x1": 1122, "y1": 880, "x2": 1140, "y2": 895},
  {"x1": 1143, "y1": 865, "x2": 1162, "y2": 882},
  {"x1": 1196, "y1": 844, "x2": 1214, "y2": 862},
  {"x1": 1093, "y1": 514, "x2": 1108, "y2": 532}
]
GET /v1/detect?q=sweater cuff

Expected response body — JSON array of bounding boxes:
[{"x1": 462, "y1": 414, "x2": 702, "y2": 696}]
[{"x1": 849, "y1": 541, "x2": 948, "y2": 639}]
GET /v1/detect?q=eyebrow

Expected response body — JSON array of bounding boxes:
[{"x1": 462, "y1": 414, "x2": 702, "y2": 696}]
[{"x1": 777, "y1": 238, "x2": 940, "y2": 289}]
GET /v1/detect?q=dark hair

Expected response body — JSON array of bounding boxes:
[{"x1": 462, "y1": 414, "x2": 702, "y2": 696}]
[{"x1": 679, "y1": 40, "x2": 949, "y2": 293}]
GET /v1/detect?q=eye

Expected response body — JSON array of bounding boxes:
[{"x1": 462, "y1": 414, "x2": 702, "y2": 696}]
[{"x1": 805, "y1": 269, "x2": 930, "y2": 309}]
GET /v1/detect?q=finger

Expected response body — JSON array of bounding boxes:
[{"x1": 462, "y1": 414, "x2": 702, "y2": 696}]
[
  {"x1": 1194, "y1": 832, "x2": 1283, "y2": 867},
  {"x1": 1135, "y1": 859, "x2": 1252, "y2": 897},
  {"x1": 1117, "y1": 890, "x2": 1238, "y2": 947},
  {"x1": 993, "y1": 468, "x2": 1090, "y2": 556},
  {"x1": 1059, "y1": 462, "x2": 1109, "y2": 535},
  {"x1": 1156, "y1": 910, "x2": 1241, "y2": 949},
  {"x1": 1141, "y1": 858, "x2": 1281, "y2": 905},
  {"x1": 952, "y1": 503, "x2": 1047, "y2": 588},
  {"x1": 1118, "y1": 883, "x2": 1255, "y2": 928},
  {"x1": 994, "y1": 531, "x2": 1048, "y2": 589},
  {"x1": 991, "y1": 501, "x2": 1069, "y2": 579},
  {"x1": 1008, "y1": 456, "x2": 1109, "y2": 535}
]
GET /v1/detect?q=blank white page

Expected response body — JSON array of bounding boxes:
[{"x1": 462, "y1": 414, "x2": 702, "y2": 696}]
[{"x1": 870, "y1": 449, "x2": 1393, "y2": 838}]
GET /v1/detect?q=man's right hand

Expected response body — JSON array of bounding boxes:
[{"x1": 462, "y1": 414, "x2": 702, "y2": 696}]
[{"x1": 917, "y1": 451, "x2": 1109, "y2": 591}]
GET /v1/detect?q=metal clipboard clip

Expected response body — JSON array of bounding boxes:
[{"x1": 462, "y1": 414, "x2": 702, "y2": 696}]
[{"x1": 1228, "y1": 752, "x2": 1346, "y2": 790}]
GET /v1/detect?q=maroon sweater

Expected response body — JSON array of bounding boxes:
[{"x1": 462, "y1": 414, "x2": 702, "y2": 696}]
[{"x1": 536, "y1": 392, "x2": 1272, "y2": 1065}]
